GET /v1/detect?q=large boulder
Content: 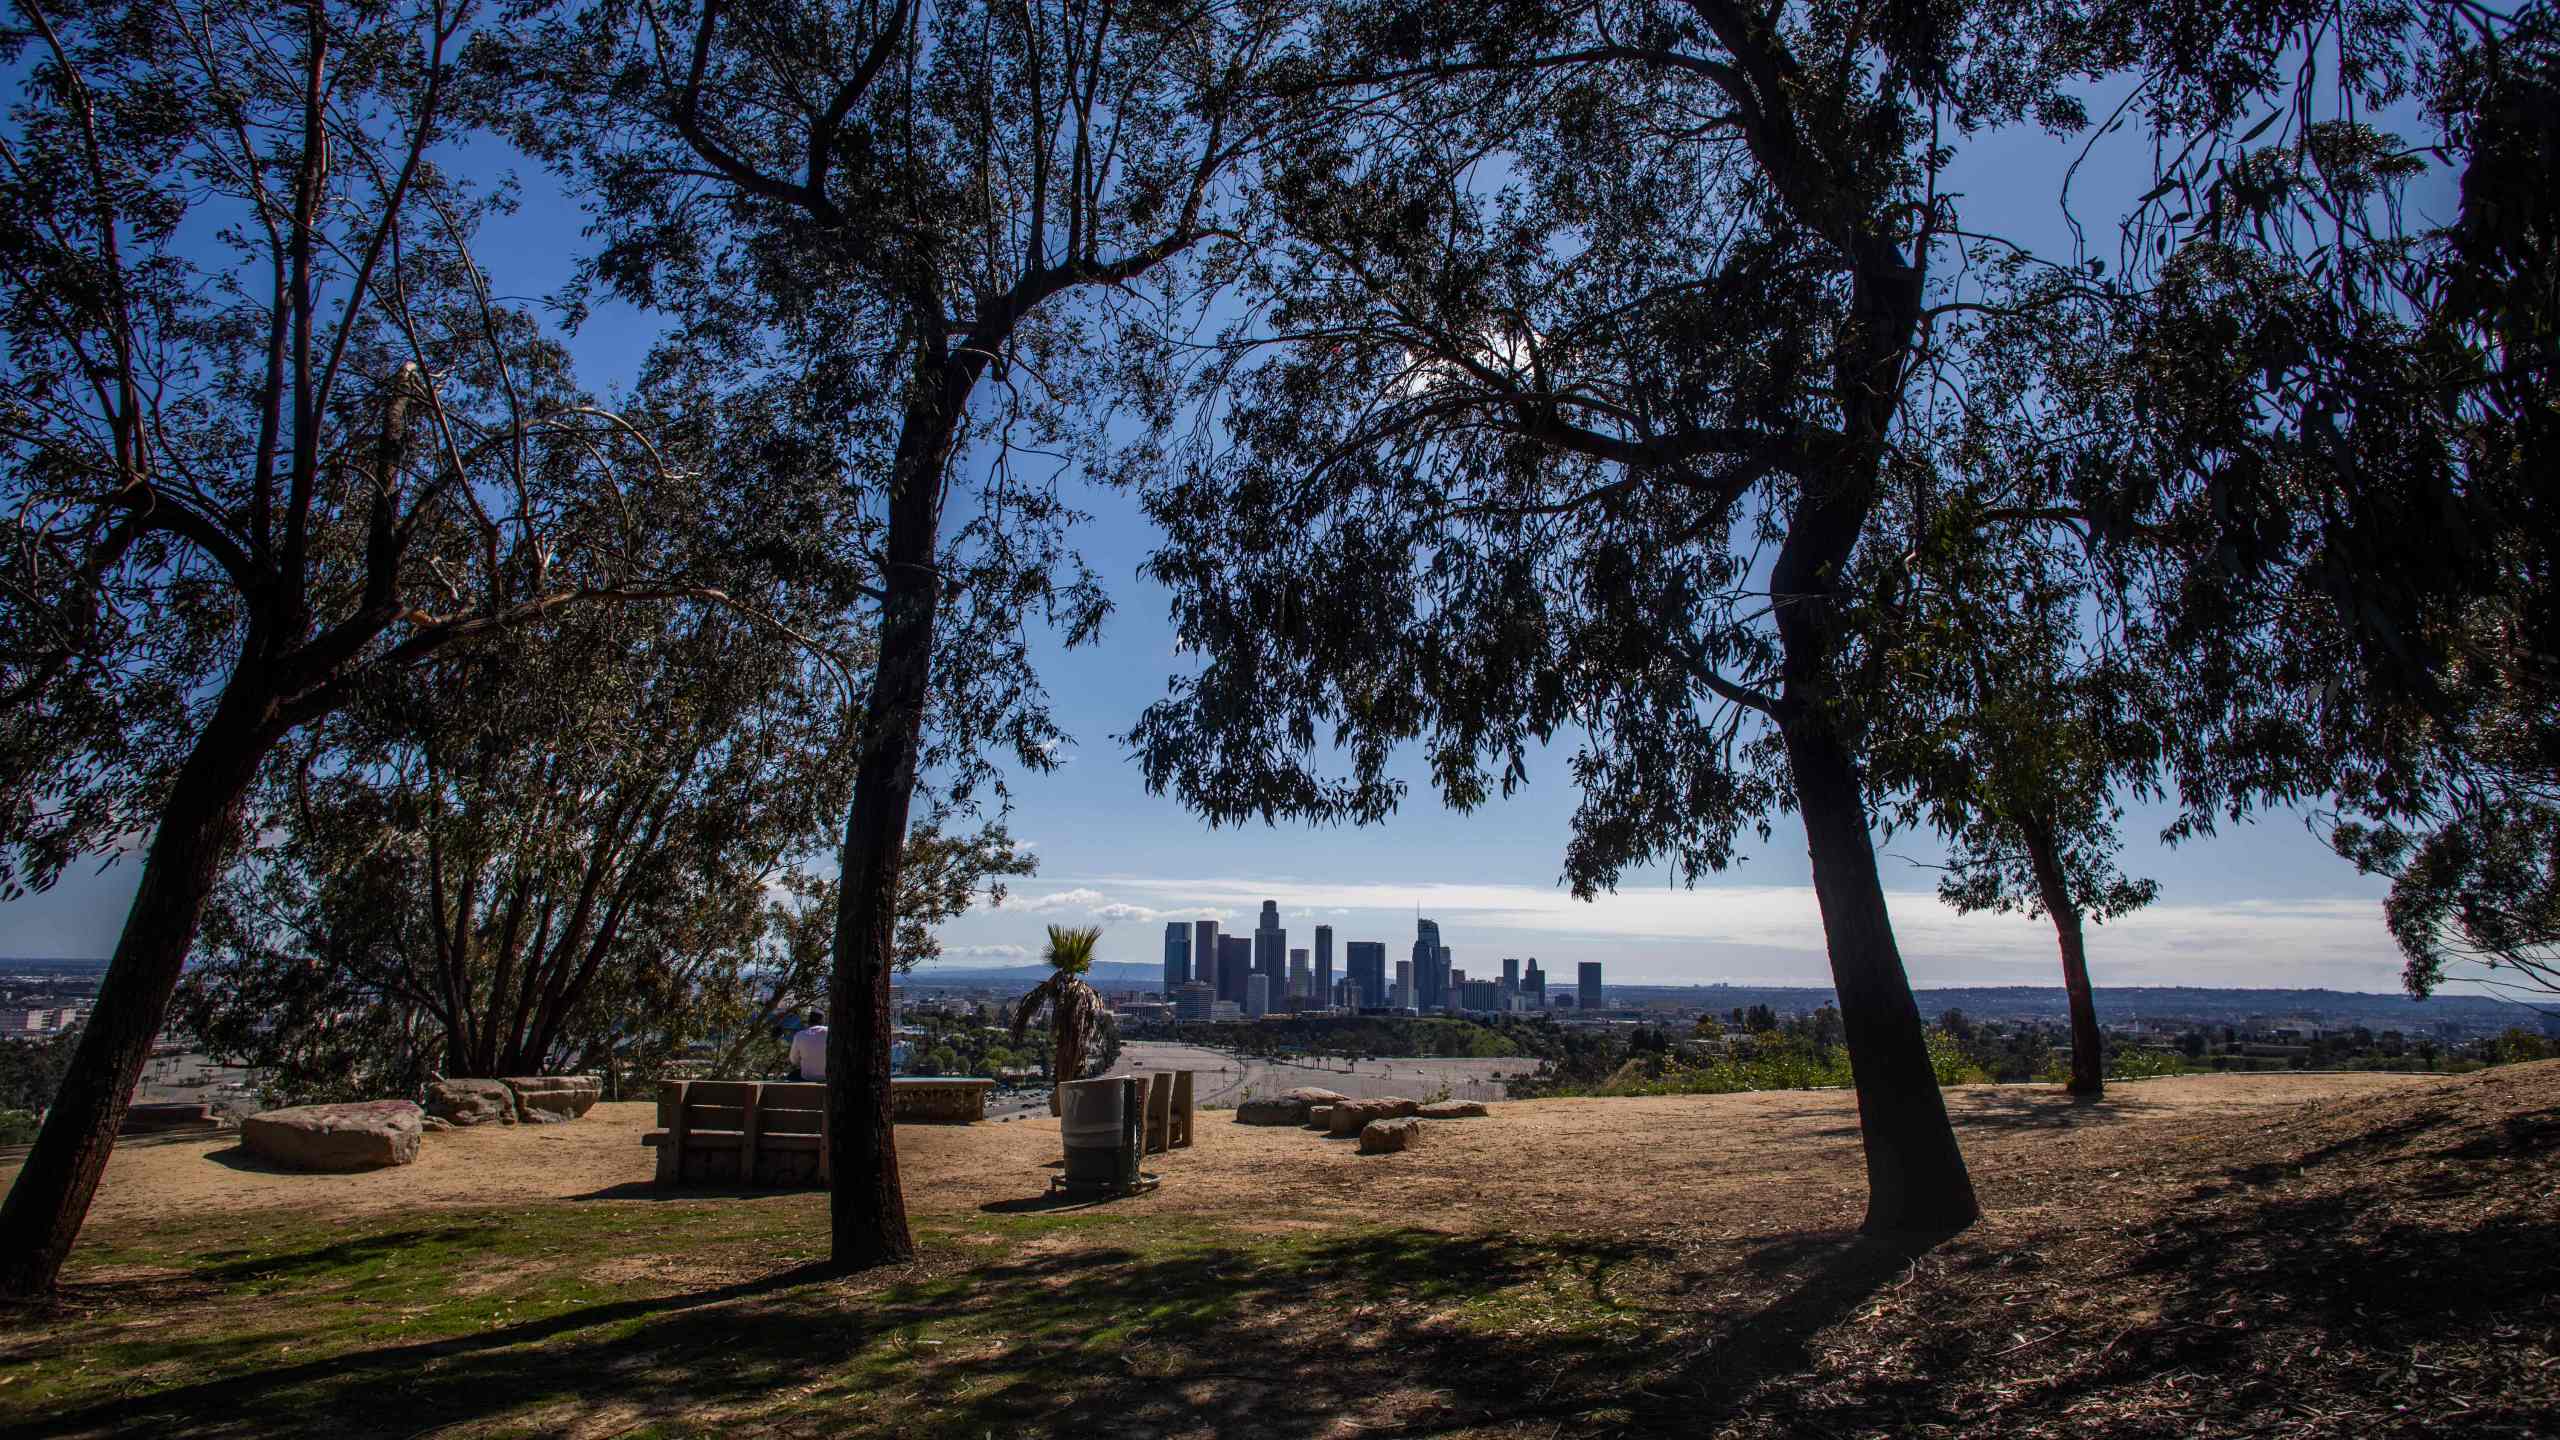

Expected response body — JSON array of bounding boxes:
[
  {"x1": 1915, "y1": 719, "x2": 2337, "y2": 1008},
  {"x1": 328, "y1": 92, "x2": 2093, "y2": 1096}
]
[
  {"x1": 1357, "y1": 1117, "x2": 1421, "y2": 1155},
  {"x1": 242, "y1": 1101, "x2": 423, "y2": 1172},
  {"x1": 502, "y1": 1076, "x2": 601, "y2": 1124},
  {"x1": 1234, "y1": 1097, "x2": 1307, "y2": 1125},
  {"x1": 424, "y1": 1078, "x2": 515, "y2": 1127},
  {"x1": 1418, "y1": 1099, "x2": 1489, "y2": 1120},
  {"x1": 1326, "y1": 1097, "x2": 1421, "y2": 1137},
  {"x1": 1234, "y1": 1086, "x2": 1350, "y2": 1126}
]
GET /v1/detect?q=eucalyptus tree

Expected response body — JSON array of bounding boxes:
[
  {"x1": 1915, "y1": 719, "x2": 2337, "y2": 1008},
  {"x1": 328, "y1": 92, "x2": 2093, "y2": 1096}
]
[
  {"x1": 500, "y1": 0, "x2": 1318, "y2": 1266},
  {"x1": 1118, "y1": 0, "x2": 2218, "y2": 1233},
  {"x1": 0, "y1": 0, "x2": 742, "y2": 1295},
  {"x1": 176, "y1": 590, "x2": 861, "y2": 1092},
  {"x1": 1858, "y1": 485, "x2": 2164, "y2": 1096},
  {"x1": 2048, "y1": 5, "x2": 2558, "y2": 1003}
]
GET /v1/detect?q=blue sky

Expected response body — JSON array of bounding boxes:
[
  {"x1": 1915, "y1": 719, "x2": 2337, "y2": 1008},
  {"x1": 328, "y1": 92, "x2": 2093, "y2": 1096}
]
[{"x1": 0, "y1": 66, "x2": 2464, "y2": 996}]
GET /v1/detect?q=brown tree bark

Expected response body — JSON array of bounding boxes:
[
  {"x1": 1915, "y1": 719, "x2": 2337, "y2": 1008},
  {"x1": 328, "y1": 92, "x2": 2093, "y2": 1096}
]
[
  {"x1": 825, "y1": 364, "x2": 976, "y2": 1270},
  {"x1": 2021, "y1": 816, "x2": 2105, "y2": 1096},
  {"x1": 1778, "y1": 713, "x2": 1982, "y2": 1234},
  {"x1": 0, "y1": 673, "x2": 277, "y2": 1297},
  {"x1": 1760, "y1": 234, "x2": 1978, "y2": 1236}
]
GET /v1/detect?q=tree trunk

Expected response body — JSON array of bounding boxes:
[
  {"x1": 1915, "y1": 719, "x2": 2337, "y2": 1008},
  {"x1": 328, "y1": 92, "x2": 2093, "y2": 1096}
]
[
  {"x1": 1778, "y1": 712, "x2": 1981, "y2": 1235},
  {"x1": 825, "y1": 382, "x2": 963, "y2": 1271},
  {"x1": 0, "y1": 685, "x2": 274, "y2": 1297},
  {"x1": 2020, "y1": 816, "x2": 2104, "y2": 1096}
]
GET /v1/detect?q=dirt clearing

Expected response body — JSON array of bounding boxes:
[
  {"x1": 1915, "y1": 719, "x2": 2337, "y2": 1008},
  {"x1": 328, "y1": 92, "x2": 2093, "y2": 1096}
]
[{"x1": 10, "y1": 1069, "x2": 2444, "y2": 1235}]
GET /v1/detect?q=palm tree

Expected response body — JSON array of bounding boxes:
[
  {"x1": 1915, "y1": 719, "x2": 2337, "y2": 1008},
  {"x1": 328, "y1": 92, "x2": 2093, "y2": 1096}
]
[{"x1": 1013, "y1": 926, "x2": 1104, "y2": 1114}]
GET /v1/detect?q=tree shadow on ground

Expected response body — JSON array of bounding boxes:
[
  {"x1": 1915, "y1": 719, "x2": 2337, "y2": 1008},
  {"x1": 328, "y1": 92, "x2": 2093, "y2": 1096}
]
[
  {"x1": 21, "y1": 1219, "x2": 1950, "y2": 1440},
  {"x1": 1769, "y1": 1085, "x2": 2167, "y2": 1140}
]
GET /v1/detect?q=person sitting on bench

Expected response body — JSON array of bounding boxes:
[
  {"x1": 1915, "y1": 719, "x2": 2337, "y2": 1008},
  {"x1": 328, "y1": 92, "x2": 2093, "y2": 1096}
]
[{"x1": 788, "y1": 1010, "x2": 827, "y2": 1081}]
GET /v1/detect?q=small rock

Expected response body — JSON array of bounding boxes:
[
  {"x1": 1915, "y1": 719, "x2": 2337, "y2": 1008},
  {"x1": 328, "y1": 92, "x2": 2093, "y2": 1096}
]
[
  {"x1": 1417, "y1": 1100, "x2": 1489, "y2": 1119},
  {"x1": 421, "y1": 1116, "x2": 453, "y2": 1133},
  {"x1": 242, "y1": 1101, "x2": 423, "y2": 1172},
  {"x1": 1306, "y1": 1105, "x2": 1336, "y2": 1129},
  {"x1": 1282, "y1": 1087, "x2": 1349, "y2": 1107},
  {"x1": 1357, "y1": 1117, "x2": 1421, "y2": 1155}
]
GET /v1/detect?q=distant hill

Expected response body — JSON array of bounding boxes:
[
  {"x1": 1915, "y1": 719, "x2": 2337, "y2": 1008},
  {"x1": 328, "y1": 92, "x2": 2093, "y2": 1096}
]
[{"x1": 1620, "y1": 982, "x2": 2535, "y2": 1035}]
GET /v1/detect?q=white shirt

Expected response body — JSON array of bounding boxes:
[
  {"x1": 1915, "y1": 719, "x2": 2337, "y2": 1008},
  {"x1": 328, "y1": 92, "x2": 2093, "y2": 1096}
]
[{"x1": 789, "y1": 1025, "x2": 828, "y2": 1081}]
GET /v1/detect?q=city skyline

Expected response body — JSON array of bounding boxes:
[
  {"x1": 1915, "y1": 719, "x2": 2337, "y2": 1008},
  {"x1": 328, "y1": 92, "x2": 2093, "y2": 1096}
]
[{"x1": 883, "y1": 861, "x2": 2421, "y2": 995}]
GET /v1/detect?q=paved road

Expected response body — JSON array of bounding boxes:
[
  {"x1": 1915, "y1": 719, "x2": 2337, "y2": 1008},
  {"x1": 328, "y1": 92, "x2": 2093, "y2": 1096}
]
[{"x1": 1096, "y1": 1041, "x2": 1531, "y2": 1106}]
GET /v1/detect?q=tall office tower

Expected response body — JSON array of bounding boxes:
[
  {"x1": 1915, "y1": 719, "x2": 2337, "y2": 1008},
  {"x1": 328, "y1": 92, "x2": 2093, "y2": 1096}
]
[
  {"x1": 1578, "y1": 961, "x2": 1604, "y2": 1011},
  {"x1": 1450, "y1": 968, "x2": 1467, "y2": 989},
  {"x1": 1503, "y1": 957, "x2": 1520, "y2": 990},
  {"x1": 1193, "y1": 919, "x2": 1220, "y2": 987},
  {"x1": 1394, "y1": 959, "x2": 1415, "y2": 1009},
  {"x1": 1289, "y1": 948, "x2": 1311, "y2": 1008},
  {"x1": 1459, "y1": 978, "x2": 1500, "y2": 1011},
  {"x1": 1437, "y1": 945, "x2": 1453, "y2": 1011},
  {"x1": 1219, "y1": 935, "x2": 1253, "y2": 1004},
  {"x1": 1313, "y1": 925, "x2": 1334, "y2": 1010},
  {"x1": 1245, "y1": 973, "x2": 1271, "y2": 1019},
  {"x1": 1163, "y1": 923, "x2": 1192, "y2": 996},
  {"x1": 1345, "y1": 940, "x2": 1386, "y2": 1009},
  {"x1": 1525, "y1": 958, "x2": 1545, "y2": 1002},
  {"x1": 1412, "y1": 918, "x2": 1443, "y2": 1010},
  {"x1": 1254, "y1": 899, "x2": 1287, "y2": 994}
]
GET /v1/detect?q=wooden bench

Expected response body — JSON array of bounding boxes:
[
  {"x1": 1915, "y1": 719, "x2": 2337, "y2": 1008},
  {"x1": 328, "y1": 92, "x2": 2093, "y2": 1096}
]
[
  {"x1": 642, "y1": 1081, "x2": 829, "y2": 1187},
  {"x1": 640, "y1": 1076, "x2": 998, "y2": 1187}
]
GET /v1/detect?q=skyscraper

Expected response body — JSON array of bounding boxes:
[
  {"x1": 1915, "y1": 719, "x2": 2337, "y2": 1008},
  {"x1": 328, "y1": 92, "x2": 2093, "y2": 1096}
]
[
  {"x1": 1394, "y1": 959, "x2": 1414, "y2": 1010},
  {"x1": 1218, "y1": 935, "x2": 1252, "y2": 1004},
  {"x1": 1246, "y1": 973, "x2": 1271, "y2": 1019},
  {"x1": 1289, "y1": 948, "x2": 1311, "y2": 1008},
  {"x1": 1254, "y1": 900, "x2": 1286, "y2": 997},
  {"x1": 1525, "y1": 958, "x2": 1545, "y2": 1003},
  {"x1": 1578, "y1": 961, "x2": 1604, "y2": 1011},
  {"x1": 1502, "y1": 956, "x2": 1520, "y2": 990},
  {"x1": 1193, "y1": 918, "x2": 1220, "y2": 987},
  {"x1": 1346, "y1": 940, "x2": 1386, "y2": 1010},
  {"x1": 1162, "y1": 923, "x2": 1191, "y2": 996},
  {"x1": 1413, "y1": 917, "x2": 1444, "y2": 1010},
  {"x1": 1314, "y1": 925, "x2": 1334, "y2": 1010}
]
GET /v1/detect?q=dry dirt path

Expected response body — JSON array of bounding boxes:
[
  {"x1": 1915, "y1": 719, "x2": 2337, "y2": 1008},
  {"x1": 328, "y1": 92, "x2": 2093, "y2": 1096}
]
[{"x1": 6, "y1": 1070, "x2": 2447, "y2": 1240}]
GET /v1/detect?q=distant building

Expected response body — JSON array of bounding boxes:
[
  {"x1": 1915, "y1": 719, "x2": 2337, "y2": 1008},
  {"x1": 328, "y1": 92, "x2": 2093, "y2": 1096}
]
[
  {"x1": 1254, "y1": 900, "x2": 1287, "y2": 1000},
  {"x1": 1346, "y1": 941, "x2": 1387, "y2": 1010},
  {"x1": 1525, "y1": 958, "x2": 1545, "y2": 1003},
  {"x1": 1394, "y1": 959, "x2": 1415, "y2": 1010},
  {"x1": 1212, "y1": 1000, "x2": 1242, "y2": 1021},
  {"x1": 1458, "y1": 978, "x2": 1500, "y2": 1011},
  {"x1": 1503, "y1": 957, "x2": 1520, "y2": 990},
  {"x1": 1314, "y1": 925, "x2": 1334, "y2": 1011},
  {"x1": 1246, "y1": 973, "x2": 1271, "y2": 1019},
  {"x1": 1578, "y1": 962, "x2": 1604, "y2": 1011},
  {"x1": 1289, "y1": 948, "x2": 1312, "y2": 1008},
  {"x1": 1162, "y1": 923, "x2": 1192, "y2": 996},
  {"x1": 1193, "y1": 918, "x2": 1221, "y2": 988},
  {"x1": 1413, "y1": 918, "x2": 1445, "y2": 1010},
  {"x1": 1218, "y1": 935, "x2": 1253, "y2": 1005},
  {"x1": 0, "y1": 1006, "x2": 78, "y2": 1035},
  {"x1": 1174, "y1": 981, "x2": 1216, "y2": 1022}
]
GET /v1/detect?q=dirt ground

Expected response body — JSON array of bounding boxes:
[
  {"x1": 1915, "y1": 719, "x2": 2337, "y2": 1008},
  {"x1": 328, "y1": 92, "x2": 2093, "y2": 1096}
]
[{"x1": 13, "y1": 1070, "x2": 2446, "y2": 1236}]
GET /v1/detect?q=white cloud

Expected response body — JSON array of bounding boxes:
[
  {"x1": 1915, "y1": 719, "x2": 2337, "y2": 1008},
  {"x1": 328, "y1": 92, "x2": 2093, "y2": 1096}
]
[
  {"x1": 946, "y1": 943, "x2": 1030, "y2": 961},
  {"x1": 1021, "y1": 872, "x2": 2407, "y2": 989},
  {"x1": 1023, "y1": 887, "x2": 1111, "y2": 912}
]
